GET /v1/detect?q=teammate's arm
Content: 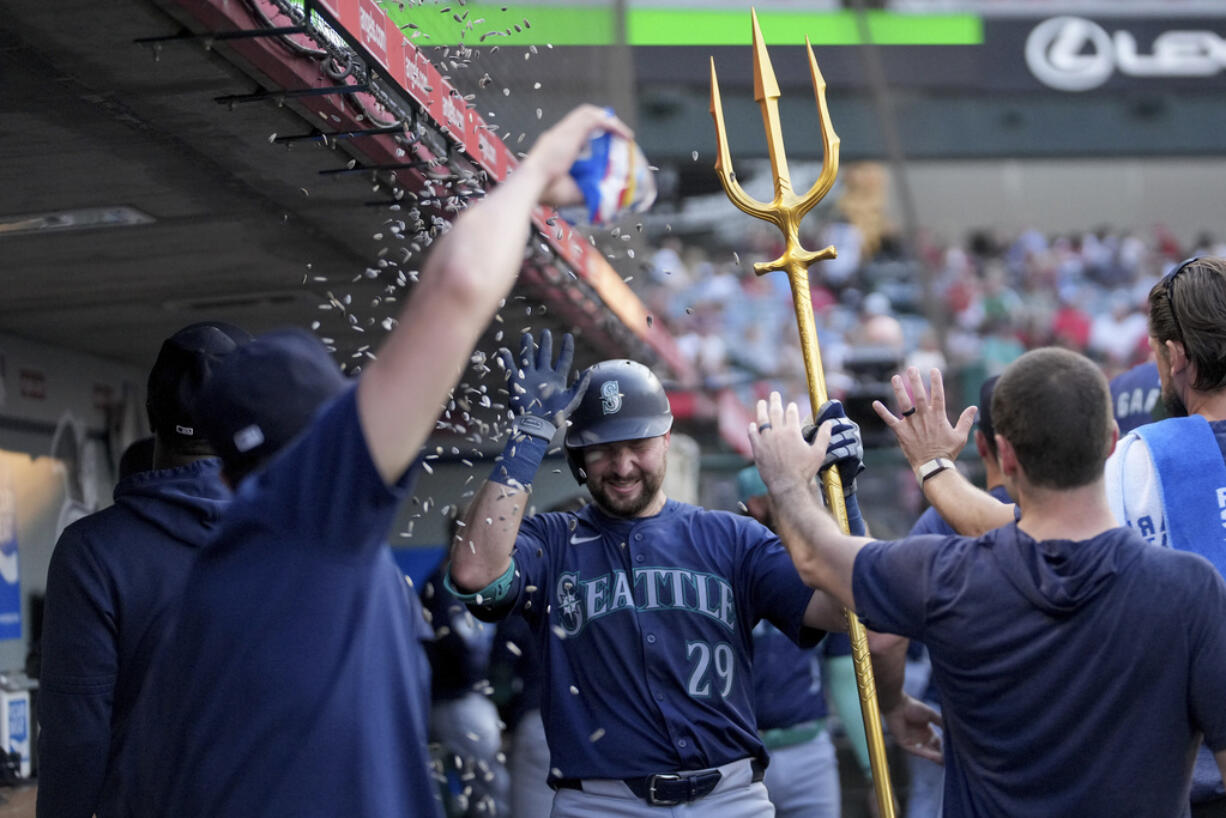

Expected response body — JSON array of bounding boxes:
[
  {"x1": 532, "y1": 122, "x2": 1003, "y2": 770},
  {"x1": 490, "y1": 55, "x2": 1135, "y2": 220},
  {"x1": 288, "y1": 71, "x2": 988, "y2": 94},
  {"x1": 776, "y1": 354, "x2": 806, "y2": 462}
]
[
  {"x1": 1217, "y1": 750, "x2": 1226, "y2": 786},
  {"x1": 869, "y1": 631, "x2": 941, "y2": 763},
  {"x1": 750, "y1": 394, "x2": 871, "y2": 611},
  {"x1": 754, "y1": 396, "x2": 945, "y2": 761},
  {"x1": 801, "y1": 589, "x2": 848, "y2": 631},
  {"x1": 356, "y1": 106, "x2": 630, "y2": 486},
  {"x1": 872, "y1": 366, "x2": 1015, "y2": 536},
  {"x1": 913, "y1": 469, "x2": 1014, "y2": 537}
]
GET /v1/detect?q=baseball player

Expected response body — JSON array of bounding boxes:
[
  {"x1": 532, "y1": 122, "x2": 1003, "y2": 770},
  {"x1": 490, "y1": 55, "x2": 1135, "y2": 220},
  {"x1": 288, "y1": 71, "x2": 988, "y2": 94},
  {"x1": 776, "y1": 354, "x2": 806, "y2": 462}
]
[{"x1": 449, "y1": 337, "x2": 940, "y2": 816}]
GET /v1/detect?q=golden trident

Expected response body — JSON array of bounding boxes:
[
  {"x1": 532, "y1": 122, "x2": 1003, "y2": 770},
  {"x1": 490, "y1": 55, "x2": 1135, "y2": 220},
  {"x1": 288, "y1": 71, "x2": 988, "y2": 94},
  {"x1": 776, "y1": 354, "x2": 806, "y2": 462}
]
[{"x1": 709, "y1": 10, "x2": 898, "y2": 816}]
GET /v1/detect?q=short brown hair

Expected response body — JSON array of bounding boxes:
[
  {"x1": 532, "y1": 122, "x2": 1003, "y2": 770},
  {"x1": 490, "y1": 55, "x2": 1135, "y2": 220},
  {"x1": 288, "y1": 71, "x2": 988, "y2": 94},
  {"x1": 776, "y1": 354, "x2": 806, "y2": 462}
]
[
  {"x1": 1148, "y1": 257, "x2": 1226, "y2": 393},
  {"x1": 992, "y1": 348, "x2": 1112, "y2": 489}
]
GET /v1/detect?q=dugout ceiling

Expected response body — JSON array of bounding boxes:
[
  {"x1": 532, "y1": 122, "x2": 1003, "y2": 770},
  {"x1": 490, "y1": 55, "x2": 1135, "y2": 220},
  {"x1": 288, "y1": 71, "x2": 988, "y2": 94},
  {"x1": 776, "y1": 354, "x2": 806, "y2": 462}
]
[{"x1": 0, "y1": 0, "x2": 684, "y2": 412}]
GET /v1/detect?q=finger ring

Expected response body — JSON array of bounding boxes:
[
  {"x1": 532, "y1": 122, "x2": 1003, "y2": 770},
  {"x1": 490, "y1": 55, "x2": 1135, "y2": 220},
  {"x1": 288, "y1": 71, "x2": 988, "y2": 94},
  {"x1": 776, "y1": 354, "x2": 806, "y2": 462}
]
[
  {"x1": 901, "y1": 408, "x2": 917, "y2": 418},
  {"x1": 758, "y1": 423, "x2": 772, "y2": 432}
]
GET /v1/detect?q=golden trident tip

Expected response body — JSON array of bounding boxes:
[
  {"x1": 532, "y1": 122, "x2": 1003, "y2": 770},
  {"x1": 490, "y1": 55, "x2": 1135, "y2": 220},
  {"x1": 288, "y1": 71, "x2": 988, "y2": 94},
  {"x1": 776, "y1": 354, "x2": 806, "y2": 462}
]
[
  {"x1": 709, "y1": 9, "x2": 841, "y2": 279},
  {"x1": 707, "y1": 12, "x2": 899, "y2": 818}
]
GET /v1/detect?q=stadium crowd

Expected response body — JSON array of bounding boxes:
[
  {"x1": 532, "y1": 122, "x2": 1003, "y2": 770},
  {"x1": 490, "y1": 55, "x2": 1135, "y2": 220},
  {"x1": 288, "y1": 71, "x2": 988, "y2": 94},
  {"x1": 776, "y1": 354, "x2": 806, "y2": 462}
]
[{"x1": 638, "y1": 206, "x2": 1225, "y2": 414}]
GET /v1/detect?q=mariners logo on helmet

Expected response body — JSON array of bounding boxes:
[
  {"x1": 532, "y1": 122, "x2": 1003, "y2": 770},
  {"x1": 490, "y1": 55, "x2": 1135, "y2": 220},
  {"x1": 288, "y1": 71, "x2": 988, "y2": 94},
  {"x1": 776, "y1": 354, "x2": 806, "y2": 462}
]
[{"x1": 600, "y1": 380, "x2": 623, "y2": 415}]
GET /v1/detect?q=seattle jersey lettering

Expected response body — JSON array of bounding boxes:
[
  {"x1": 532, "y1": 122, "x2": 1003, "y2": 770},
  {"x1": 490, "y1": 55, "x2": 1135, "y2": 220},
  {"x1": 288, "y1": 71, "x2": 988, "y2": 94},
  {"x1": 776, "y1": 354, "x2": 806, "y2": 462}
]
[{"x1": 556, "y1": 567, "x2": 736, "y2": 636}]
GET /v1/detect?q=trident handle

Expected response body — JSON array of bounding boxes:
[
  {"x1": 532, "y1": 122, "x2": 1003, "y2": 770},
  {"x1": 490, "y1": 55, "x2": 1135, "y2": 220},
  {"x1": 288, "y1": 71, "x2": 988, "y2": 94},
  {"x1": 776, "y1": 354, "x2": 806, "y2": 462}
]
[
  {"x1": 789, "y1": 264, "x2": 896, "y2": 818},
  {"x1": 709, "y1": 10, "x2": 898, "y2": 816}
]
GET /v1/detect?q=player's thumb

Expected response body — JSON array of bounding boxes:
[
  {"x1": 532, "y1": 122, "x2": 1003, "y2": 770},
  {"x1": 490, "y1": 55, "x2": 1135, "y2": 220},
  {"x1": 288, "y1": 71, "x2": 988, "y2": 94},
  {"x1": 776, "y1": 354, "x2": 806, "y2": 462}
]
[{"x1": 954, "y1": 406, "x2": 978, "y2": 440}]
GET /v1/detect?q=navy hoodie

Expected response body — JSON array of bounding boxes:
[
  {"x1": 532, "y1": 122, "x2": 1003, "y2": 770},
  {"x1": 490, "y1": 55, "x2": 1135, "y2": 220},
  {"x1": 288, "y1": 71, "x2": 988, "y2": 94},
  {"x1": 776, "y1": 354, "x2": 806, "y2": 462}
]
[
  {"x1": 38, "y1": 459, "x2": 229, "y2": 818},
  {"x1": 854, "y1": 522, "x2": 1226, "y2": 817}
]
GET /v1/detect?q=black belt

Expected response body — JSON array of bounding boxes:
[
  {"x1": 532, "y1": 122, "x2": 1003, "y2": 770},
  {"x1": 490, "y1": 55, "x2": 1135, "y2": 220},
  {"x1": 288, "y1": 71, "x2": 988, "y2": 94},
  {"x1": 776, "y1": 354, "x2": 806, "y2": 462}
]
[{"x1": 555, "y1": 760, "x2": 765, "y2": 807}]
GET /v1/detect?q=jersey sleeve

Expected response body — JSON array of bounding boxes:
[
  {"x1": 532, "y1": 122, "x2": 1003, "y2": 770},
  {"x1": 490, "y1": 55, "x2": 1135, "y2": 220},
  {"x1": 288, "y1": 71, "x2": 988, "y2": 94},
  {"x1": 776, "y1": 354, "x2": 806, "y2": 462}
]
[
  {"x1": 741, "y1": 521, "x2": 824, "y2": 648},
  {"x1": 851, "y1": 535, "x2": 946, "y2": 639},
  {"x1": 1186, "y1": 559, "x2": 1226, "y2": 751},
  {"x1": 37, "y1": 525, "x2": 115, "y2": 818}
]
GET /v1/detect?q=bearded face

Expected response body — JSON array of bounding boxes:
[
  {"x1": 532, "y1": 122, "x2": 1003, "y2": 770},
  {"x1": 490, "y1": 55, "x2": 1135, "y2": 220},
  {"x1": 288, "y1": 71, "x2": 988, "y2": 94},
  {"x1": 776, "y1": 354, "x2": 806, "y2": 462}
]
[{"x1": 582, "y1": 435, "x2": 669, "y2": 518}]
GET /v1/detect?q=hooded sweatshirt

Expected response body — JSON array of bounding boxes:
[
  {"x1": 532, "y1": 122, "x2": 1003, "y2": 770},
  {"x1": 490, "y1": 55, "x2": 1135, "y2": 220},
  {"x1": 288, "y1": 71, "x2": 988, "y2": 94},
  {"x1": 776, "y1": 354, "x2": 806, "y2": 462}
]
[
  {"x1": 38, "y1": 459, "x2": 229, "y2": 818},
  {"x1": 853, "y1": 522, "x2": 1226, "y2": 818}
]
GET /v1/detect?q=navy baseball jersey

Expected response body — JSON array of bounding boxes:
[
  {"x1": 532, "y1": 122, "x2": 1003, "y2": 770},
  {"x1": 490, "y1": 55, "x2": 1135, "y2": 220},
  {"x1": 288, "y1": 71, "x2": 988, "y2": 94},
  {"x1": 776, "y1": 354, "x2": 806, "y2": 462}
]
[
  {"x1": 1110, "y1": 360, "x2": 1162, "y2": 435},
  {"x1": 466, "y1": 499, "x2": 823, "y2": 781},
  {"x1": 134, "y1": 389, "x2": 440, "y2": 817},
  {"x1": 39, "y1": 459, "x2": 229, "y2": 818}
]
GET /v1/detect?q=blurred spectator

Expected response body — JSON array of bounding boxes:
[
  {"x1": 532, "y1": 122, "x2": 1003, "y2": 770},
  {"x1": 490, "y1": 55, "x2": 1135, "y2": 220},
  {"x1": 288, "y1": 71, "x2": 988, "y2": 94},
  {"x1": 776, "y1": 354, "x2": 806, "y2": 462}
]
[
  {"x1": 1050, "y1": 285, "x2": 1092, "y2": 351},
  {"x1": 907, "y1": 329, "x2": 947, "y2": 375},
  {"x1": 1089, "y1": 291, "x2": 1148, "y2": 369},
  {"x1": 649, "y1": 236, "x2": 691, "y2": 291}
]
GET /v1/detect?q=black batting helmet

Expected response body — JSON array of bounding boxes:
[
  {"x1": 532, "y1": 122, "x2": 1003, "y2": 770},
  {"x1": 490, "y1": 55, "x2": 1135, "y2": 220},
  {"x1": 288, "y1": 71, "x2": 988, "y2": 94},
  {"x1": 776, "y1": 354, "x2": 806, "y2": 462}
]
[{"x1": 564, "y1": 360, "x2": 673, "y2": 483}]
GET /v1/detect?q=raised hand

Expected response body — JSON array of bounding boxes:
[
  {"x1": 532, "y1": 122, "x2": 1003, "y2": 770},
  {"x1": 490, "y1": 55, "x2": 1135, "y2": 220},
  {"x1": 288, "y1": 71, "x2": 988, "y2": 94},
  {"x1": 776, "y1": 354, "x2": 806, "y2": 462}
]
[
  {"x1": 872, "y1": 367, "x2": 976, "y2": 470},
  {"x1": 498, "y1": 330, "x2": 589, "y2": 439},
  {"x1": 750, "y1": 392, "x2": 831, "y2": 495},
  {"x1": 520, "y1": 105, "x2": 633, "y2": 209}
]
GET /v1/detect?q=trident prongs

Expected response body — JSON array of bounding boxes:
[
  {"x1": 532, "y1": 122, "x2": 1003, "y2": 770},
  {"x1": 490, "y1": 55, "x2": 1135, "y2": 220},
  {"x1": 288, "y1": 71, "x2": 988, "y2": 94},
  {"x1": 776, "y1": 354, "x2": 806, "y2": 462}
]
[
  {"x1": 802, "y1": 35, "x2": 841, "y2": 208},
  {"x1": 708, "y1": 9, "x2": 839, "y2": 279},
  {"x1": 709, "y1": 58, "x2": 773, "y2": 224}
]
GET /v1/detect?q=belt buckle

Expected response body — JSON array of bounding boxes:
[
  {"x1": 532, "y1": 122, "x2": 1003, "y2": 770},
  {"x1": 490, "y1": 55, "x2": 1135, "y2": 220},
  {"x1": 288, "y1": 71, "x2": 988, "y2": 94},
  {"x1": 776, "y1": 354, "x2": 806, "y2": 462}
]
[{"x1": 646, "y1": 773, "x2": 685, "y2": 807}]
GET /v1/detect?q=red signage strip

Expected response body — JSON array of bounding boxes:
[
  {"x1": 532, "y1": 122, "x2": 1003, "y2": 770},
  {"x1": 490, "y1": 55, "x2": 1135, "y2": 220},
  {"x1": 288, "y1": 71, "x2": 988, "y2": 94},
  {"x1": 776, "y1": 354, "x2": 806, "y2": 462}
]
[{"x1": 172, "y1": 0, "x2": 692, "y2": 380}]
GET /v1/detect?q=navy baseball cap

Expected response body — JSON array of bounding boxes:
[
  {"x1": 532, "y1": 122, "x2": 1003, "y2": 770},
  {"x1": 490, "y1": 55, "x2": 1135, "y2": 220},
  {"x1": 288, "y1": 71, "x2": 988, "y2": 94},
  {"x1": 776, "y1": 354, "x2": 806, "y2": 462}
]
[
  {"x1": 146, "y1": 321, "x2": 253, "y2": 438},
  {"x1": 192, "y1": 329, "x2": 350, "y2": 477}
]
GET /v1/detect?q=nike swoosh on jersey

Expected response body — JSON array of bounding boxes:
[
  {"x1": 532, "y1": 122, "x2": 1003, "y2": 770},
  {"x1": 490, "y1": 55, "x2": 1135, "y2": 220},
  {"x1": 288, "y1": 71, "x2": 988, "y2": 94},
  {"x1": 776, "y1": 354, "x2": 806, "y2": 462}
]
[{"x1": 569, "y1": 534, "x2": 601, "y2": 544}]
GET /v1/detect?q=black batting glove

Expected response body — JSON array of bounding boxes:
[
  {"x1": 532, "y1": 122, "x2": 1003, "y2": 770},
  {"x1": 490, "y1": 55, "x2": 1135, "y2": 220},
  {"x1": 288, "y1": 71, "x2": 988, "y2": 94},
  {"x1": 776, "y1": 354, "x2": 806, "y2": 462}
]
[{"x1": 802, "y1": 399, "x2": 865, "y2": 497}]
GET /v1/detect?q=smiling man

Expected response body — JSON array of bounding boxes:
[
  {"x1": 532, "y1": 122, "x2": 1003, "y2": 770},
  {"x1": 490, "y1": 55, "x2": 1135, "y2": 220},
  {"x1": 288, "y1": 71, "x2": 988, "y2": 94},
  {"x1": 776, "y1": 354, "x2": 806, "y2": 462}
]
[{"x1": 448, "y1": 337, "x2": 940, "y2": 818}]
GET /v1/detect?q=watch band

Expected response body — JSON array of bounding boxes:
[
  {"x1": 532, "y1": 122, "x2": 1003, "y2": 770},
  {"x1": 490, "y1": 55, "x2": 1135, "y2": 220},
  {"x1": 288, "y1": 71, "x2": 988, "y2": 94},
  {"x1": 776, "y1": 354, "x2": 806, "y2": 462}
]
[{"x1": 915, "y1": 457, "x2": 955, "y2": 486}]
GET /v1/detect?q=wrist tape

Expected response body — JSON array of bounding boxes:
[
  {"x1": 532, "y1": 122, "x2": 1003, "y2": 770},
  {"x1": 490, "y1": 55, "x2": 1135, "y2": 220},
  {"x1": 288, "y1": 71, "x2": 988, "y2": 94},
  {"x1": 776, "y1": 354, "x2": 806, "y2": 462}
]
[
  {"x1": 489, "y1": 431, "x2": 549, "y2": 489},
  {"x1": 513, "y1": 414, "x2": 557, "y2": 442}
]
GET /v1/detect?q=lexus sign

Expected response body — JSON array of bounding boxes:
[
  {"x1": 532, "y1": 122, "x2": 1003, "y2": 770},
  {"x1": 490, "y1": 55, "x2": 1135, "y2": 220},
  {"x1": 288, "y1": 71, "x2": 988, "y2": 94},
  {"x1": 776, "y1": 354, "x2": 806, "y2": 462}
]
[{"x1": 1026, "y1": 16, "x2": 1226, "y2": 91}]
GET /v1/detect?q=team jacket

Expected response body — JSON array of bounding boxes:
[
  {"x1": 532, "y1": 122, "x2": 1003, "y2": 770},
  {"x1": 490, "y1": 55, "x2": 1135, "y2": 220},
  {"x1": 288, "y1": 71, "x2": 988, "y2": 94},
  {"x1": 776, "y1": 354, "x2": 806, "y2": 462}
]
[{"x1": 38, "y1": 459, "x2": 229, "y2": 818}]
